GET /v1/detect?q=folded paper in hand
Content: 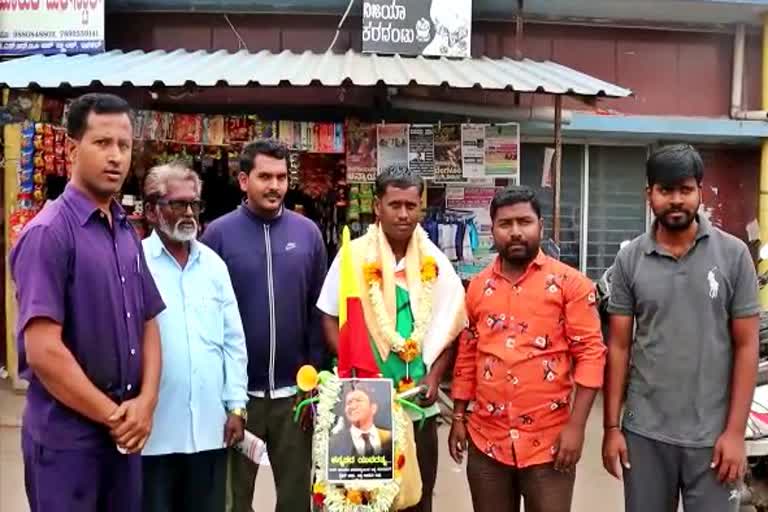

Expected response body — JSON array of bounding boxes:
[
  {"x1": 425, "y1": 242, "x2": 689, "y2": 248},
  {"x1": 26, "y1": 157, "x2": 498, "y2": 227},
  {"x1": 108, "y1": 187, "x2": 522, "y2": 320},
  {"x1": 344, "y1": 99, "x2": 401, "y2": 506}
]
[{"x1": 234, "y1": 430, "x2": 267, "y2": 464}]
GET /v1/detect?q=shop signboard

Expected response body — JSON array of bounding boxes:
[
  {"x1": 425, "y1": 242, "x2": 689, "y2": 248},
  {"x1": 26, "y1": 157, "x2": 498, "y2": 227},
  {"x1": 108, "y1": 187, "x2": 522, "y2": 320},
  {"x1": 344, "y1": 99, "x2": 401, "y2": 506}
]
[
  {"x1": 0, "y1": 0, "x2": 105, "y2": 56},
  {"x1": 362, "y1": 0, "x2": 472, "y2": 58}
]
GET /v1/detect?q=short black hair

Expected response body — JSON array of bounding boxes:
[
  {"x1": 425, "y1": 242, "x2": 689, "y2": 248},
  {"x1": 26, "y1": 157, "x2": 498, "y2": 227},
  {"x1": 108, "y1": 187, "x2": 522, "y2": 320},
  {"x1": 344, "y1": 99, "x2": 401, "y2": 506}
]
[
  {"x1": 345, "y1": 382, "x2": 377, "y2": 404},
  {"x1": 66, "y1": 93, "x2": 131, "y2": 140},
  {"x1": 646, "y1": 144, "x2": 704, "y2": 187},
  {"x1": 375, "y1": 164, "x2": 424, "y2": 198},
  {"x1": 240, "y1": 139, "x2": 288, "y2": 174},
  {"x1": 490, "y1": 186, "x2": 542, "y2": 221}
]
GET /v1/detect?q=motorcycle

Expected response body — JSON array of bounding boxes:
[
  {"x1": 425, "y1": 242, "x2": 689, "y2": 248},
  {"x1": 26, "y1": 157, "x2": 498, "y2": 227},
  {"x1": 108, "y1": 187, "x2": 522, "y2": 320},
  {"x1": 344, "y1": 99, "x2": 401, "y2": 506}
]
[{"x1": 740, "y1": 243, "x2": 768, "y2": 511}]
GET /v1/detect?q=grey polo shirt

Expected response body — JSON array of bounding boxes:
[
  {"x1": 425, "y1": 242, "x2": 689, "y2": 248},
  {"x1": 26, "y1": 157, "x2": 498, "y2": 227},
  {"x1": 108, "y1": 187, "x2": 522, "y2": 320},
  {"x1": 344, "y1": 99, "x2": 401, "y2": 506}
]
[{"x1": 608, "y1": 215, "x2": 759, "y2": 447}]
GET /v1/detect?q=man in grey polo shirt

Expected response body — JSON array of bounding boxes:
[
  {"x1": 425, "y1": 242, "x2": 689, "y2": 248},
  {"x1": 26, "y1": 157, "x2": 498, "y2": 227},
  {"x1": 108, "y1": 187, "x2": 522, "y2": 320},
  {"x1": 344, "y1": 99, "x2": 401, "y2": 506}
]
[{"x1": 602, "y1": 144, "x2": 760, "y2": 512}]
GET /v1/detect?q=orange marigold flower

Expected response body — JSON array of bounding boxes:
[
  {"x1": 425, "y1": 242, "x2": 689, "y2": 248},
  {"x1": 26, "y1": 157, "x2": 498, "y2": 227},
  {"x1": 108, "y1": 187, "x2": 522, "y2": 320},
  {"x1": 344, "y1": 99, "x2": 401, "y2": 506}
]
[
  {"x1": 420, "y1": 257, "x2": 439, "y2": 282},
  {"x1": 363, "y1": 262, "x2": 383, "y2": 284},
  {"x1": 397, "y1": 377, "x2": 416, "y2": 393},
  {"x1": 400, "y1": 339, "x2": 420, "y2": 363},
  {"x1": 346, "y1": 490, "x2": 363, "y2": 505}
]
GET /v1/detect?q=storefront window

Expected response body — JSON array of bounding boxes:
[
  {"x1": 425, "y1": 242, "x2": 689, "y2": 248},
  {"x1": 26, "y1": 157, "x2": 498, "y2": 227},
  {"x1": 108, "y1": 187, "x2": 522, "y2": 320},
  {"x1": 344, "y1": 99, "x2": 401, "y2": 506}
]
[
  {"x1": 519, "y1": 143, "x2": 584, "y2": 270},
  {"x1": 586, "y1": 146, "x2": 647, "y2": 279}
]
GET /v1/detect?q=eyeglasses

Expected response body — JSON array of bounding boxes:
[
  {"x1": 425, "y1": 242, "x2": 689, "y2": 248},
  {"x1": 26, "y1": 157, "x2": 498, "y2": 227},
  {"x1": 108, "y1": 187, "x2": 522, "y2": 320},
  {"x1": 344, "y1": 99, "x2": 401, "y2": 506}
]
[{"x1": 156, "y1": 199, "x2": 206, "y2": 214}]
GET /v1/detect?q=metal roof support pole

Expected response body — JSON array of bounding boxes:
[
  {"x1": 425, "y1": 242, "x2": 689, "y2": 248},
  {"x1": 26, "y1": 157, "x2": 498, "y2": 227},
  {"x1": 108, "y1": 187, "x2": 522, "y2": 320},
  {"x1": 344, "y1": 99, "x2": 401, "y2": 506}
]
[
  {"x1": 553, "y1": 95, "x2": 563, "y2": 246},
  {"x1": 515, "y1": 0, "x2": 524, "y2": 60},
  {"x1": 4, "y1": 123, "x2": 23, "y2": 390}
]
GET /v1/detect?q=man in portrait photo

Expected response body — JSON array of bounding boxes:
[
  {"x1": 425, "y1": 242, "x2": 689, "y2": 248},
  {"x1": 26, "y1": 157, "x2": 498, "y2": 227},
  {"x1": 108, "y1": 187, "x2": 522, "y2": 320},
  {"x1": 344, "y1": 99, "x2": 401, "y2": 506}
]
[{"x1": 330, "y1": 383, "x2": 393, "y2": 461}]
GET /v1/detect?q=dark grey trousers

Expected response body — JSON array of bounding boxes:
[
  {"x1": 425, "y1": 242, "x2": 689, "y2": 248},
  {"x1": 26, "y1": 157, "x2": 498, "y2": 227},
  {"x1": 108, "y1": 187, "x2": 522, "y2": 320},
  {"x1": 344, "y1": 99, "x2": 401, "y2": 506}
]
[
  {"x1": 623, "y1": 430, "x2": 739, "y2": 512},
  {"x1": 143, "y1": 449, "x2": 227, "y2": 512}
]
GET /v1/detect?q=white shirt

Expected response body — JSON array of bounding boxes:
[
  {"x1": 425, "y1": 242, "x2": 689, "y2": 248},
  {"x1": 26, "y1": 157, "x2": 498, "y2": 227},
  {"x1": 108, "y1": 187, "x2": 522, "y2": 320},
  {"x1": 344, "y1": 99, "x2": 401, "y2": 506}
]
[
  {"x1": 317, "y1": 236, "x2": 463, "y2": 367},
  {"x1": 142, "y1": 231, "x2": 249, "y2": 455},
  {"x1": 350, "y1": 425, "x2": 383, "y2": 455},
  {"x1": 248, "y1": 387, "x2": 297, "y2": 399}
]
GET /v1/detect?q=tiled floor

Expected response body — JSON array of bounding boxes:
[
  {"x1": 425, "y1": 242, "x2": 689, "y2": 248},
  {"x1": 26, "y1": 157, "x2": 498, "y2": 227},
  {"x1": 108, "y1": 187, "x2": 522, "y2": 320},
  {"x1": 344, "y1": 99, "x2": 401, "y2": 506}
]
[{"x1": 0, "y1": 380, "x2": 623, "y2": 511}]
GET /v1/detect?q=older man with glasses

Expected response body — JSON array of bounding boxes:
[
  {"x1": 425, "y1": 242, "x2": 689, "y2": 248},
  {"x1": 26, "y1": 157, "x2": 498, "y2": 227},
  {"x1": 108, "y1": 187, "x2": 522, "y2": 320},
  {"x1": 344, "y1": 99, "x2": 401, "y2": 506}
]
[{"x1": 140, "y1": 161, "x2": 249, "y2": 512}]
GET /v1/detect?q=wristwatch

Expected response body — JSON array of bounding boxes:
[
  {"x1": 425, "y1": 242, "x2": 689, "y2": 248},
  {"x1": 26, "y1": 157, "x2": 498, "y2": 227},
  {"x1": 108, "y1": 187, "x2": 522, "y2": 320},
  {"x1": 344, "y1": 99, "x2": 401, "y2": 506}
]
[{"x1": 229, "y1": 407, "x2": 248, "y2": 423}]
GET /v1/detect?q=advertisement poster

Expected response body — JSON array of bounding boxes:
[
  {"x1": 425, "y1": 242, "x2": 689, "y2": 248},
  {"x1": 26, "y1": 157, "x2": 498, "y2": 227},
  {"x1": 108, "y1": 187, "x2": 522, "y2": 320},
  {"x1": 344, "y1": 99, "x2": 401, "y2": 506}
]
[
  {"x1": 485, "y1": 123, "x2": 520, "y2": 180},
  {"x1": 541, "y1": 147, "x2": 555, "y2": 188},
  {"x1": 346, "y1": 121, "x2": 378, "y2": 183},
  {"x1": 446, "y1": 186, "x2": 497, "y2": 247},
  {"x1": 461, "y1": 124, "x2": 485, "y2": 179},
  {"x1": 0, "y1": 1, "x2": 105, "y2": 56},
  {"x1": 408, "y1": 124, "x2": 435, "y2": 179},
  {"x1": 327, "y1": 379, "x2": 395, "y2": 483},
  {"x1": 377, "y1": 124, "x2": 410, "y2": 173},
  {"x1": 446, "y1": 186, "x2": 499, "y2": 279},
  {"x1": 362, "y1": 0, "x2": 471, "y2": 58},
  {"x1": 433, "y1": 124, "x2": 463, "y2": 183}
]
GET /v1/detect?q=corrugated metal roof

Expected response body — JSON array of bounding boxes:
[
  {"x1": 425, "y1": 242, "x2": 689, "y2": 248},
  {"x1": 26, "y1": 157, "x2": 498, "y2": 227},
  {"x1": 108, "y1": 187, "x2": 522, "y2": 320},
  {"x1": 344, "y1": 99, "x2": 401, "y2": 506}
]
[
  {"x1": 0, "y1": 49, "x2": 632, "y2": 97},
  {"x1": 105, "y1": 0, "x2": 765, "y2": 26}
]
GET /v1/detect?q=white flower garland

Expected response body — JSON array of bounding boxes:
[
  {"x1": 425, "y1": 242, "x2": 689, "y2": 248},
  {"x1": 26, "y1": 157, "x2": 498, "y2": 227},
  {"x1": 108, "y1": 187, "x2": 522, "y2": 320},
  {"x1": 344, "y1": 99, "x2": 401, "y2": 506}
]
[
  {"x1": 365, "y1": 225, "x2": 436, "y2": 356},
  {"x1": 312, "y1": 374, "x2": 409, "y2": 512}
]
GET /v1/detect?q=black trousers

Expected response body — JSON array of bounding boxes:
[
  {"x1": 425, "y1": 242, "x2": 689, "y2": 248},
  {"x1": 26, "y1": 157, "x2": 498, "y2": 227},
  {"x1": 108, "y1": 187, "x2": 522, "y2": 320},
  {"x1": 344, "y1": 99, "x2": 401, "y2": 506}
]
[
  {"x1": 401, "y1": 417, "x2": 439, "y2": 512},
  {"x1": 142, "y1": 449, "x2": 228, "y2": 512}
]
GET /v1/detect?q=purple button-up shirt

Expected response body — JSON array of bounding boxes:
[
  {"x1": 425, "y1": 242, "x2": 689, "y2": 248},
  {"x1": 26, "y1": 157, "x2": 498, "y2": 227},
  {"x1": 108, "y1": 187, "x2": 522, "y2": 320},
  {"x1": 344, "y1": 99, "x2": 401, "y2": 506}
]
[{"x1": 10, "y1": 184, "x2": 165, "y2": 449}]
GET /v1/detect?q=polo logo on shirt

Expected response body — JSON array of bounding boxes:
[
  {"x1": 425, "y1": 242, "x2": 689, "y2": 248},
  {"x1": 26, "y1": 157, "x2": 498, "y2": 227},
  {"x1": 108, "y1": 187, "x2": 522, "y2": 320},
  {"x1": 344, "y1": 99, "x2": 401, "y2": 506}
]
[
  {"x1": 707, "y1": 267, "x2": 720, "y2": 299},
  {"x1": 285, "y1": 242, "x2": 296, "y2": 251}
]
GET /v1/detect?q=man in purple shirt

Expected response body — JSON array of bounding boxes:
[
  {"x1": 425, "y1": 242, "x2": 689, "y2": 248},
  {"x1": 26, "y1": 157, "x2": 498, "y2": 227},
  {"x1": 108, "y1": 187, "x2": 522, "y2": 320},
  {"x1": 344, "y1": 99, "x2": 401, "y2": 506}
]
[{"x1": 10, "y1": 93, "x2": 166, "y2": 512}]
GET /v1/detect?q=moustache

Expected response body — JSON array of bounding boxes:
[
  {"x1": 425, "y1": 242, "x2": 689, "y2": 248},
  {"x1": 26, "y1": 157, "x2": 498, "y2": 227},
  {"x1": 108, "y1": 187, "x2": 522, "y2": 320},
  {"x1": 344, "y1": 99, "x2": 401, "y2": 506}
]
[
  {"x1": 175, "y1": 218, "x2": 198, "y2": 231},
  {"x1": 663, "y1": 208, "x2": 690, "y2": 215}
]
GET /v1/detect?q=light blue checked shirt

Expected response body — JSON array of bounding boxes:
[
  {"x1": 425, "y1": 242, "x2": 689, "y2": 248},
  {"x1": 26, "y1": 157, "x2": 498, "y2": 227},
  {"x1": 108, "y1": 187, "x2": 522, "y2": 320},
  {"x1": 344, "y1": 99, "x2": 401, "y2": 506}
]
[{"x1": 142, "y1": 231, "x2": 248, "y2": 455}]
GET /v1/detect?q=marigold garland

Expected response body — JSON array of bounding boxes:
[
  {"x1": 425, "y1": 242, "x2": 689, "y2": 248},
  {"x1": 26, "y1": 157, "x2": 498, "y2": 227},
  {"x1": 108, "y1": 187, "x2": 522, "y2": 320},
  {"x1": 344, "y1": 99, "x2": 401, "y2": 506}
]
[
  {"x1": 363, "y1": 225, "x2": 438, "y2": 364},
  {"x1": 420, "y1": 257, "x2": 439, "y2": 282},
  {"x1": 363, "y1": 262, "x2": 383, "y2": 285},
  {"x1": 400, "y1": 340, "x2": 420, "y2": 363}
]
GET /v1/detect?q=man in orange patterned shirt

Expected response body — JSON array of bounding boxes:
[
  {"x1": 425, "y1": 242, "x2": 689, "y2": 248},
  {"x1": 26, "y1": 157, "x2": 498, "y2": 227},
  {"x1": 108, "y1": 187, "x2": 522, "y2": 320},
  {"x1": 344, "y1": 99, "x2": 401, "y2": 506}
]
[{"x1": 449, "y1": 186, "x2": 606, "y2": 512}]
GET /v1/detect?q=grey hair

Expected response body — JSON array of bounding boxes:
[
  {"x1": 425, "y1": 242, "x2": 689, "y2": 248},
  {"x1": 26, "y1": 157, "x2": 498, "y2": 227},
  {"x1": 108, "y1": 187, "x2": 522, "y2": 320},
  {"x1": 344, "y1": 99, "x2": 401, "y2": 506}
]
[{"x1": 143, "y1": 161, "x2": 202, "y2": 203}]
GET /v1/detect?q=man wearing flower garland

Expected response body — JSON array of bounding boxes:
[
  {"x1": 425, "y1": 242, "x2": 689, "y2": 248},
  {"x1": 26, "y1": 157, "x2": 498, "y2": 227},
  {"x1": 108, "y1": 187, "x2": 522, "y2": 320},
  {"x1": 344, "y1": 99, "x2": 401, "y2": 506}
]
[{"x1": 317, "y1": 165, "x2": 467, "y2": 512}]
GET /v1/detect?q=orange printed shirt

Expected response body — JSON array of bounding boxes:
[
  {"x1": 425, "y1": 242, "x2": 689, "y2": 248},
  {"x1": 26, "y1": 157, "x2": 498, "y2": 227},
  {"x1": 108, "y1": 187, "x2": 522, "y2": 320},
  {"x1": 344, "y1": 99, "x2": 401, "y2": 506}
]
[{"x1": 451, "y1": 251, "x2": 606, "y2": 468}]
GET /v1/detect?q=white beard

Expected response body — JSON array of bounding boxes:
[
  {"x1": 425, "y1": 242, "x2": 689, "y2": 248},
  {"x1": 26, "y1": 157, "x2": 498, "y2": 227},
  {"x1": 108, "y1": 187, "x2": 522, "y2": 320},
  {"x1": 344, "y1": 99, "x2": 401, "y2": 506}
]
[{"x1": 159, "y1": 215, "x2": 198, "y2": 242}]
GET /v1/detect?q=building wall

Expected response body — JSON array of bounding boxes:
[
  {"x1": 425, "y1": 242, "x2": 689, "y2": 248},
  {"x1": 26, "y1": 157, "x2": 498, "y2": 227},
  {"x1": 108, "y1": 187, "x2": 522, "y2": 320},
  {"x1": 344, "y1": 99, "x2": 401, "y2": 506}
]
[
  {"x1": 106, "y1": 13, "x2": 763, "y2": 117},
  {"x1": 699, "y1": 147, "x2": 760, "y2": 240},
  {"x1": 104, "y1": 12, "x2": 761, "y2": 244},
  {"x1": 514, "y1": 24, "x2": 761, "y2": 117}
]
